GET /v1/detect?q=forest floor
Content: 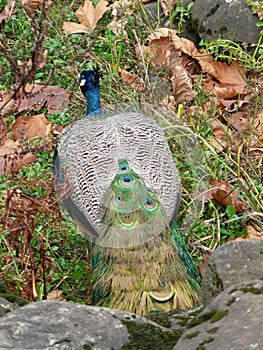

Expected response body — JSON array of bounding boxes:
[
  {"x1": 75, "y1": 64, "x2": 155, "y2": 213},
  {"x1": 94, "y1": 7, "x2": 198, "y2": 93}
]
[{"x1": 0, "y1": 0, "x2": 262, "y2": 304}]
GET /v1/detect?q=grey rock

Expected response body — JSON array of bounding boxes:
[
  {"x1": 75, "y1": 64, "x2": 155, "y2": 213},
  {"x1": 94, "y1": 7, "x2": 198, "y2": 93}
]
[
  {"x1": 174, "y1": 280, "x2": 263, "y2": 350},
  {"x1": 0, "y1": 297, "x2": 18, "y2": 317},
  {"x1": 0, "y1": 300, "x2": 178, "y2": 350},
  {"x1": 202, "y1": 240, "x2": 263, "y2": 305},
  {"x1": 191, "y1": 0, "x2": 261, "y2": 44}
]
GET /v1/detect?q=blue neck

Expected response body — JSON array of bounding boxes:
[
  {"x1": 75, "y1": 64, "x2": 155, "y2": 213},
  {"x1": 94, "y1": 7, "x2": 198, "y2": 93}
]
[{"x1": 83, "y1": 86, "x2": 102, "y2": 116}]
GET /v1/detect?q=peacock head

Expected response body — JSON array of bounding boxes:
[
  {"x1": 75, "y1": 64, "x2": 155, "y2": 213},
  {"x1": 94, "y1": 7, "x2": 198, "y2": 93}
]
[
  {"x1": 78, "y1": 69, "x2": 100, "y2": 94},
  {"x1": 78, "y1": 69, "x2": 102, "y2": 116}
]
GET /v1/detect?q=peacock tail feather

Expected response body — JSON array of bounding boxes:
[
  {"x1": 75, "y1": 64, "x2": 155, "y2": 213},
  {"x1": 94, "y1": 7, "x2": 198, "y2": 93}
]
[{"x1": 91, "y1": 160, "x2": 201, "y2": 315}]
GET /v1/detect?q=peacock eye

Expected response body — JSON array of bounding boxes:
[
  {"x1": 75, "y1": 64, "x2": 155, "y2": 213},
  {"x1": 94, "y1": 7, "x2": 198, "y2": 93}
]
[
  {"x1": 143, "y1": 198, "x2": 158, "y2": 210},
  {"x1": 120, "y1": 175, "x2": 134, "y2": 187},
  {"x1": 118, "y1": 212, "x2": 136, "y2": 227},
  {"x1": 118, "y1": 164, "x2": 130, "y2": 173},
  {"x1": 116, "y1": 195, "x2": 121, "y2": 201}
]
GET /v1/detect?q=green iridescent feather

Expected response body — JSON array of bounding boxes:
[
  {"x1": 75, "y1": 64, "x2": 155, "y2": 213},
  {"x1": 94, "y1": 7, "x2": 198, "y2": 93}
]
[{"x1": 91, "y1": 160, "x2": 201, "y2": 315}]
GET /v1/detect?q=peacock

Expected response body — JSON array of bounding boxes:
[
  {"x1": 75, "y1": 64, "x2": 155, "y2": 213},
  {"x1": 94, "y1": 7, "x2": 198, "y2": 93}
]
[{"x1": 54, "y1": 69, "x2": 201, "y2": 315}]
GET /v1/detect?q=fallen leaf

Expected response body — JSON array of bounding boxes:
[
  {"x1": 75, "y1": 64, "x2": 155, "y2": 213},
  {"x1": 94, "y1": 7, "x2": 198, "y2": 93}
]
[
  {"x1": 209, "y1": 179, "x2": 246, "y2": 212},
  {"x1": 63, "y1": 0, "x2": 109, "y2": 33},
  {"x1": 12, "y1": 113, "x2": 53, "y2": 150},
  {"x1": 171, "y1": 65, "x2": 196, "y2": 103},
  {"x1": 209, "y1": 119, "x2": 233, "y2": 151},
  {"x1": 199, "y1": 254, "x2": 211, "y2": 276},
  {"x1": 108, "y1": 16, "x2": 128, "y2": 36},
  {"x1": 203, "y1": 61, "x2": 247, "y2": 99},
  {"x1": 0, "y1": 139, "x2": 37, "y2": 175},
  {"x1": 52, "y1": 123, "x2": 64, "y2": 135},
  {"x1": 21, "y1": 0, "x2": 52, "y2": 10},
  {"x1": 3, "y1": 84, "x2": 70, "y2": 114},
  {"x1": 170, "y1": 31, "x2": 247, "y2": 98},
  {"x1": 140, "y1": 29, "x2": 181, "y2": 71},
  {"x1": 0, "y1": 0, "x2": 16, "y2": 24},
  {"x1": 0, "y1": 118, "x2": 7, "y2": 145},
  {"x1": 47, "y1": 290, "x2": 67, "y2": 301},
  {"x1": 254, "y1": 109, "x2": 263, "y2": 136},
  {"x1": 234, "y1": 225, "x2": 263, "y2": 241},
  {"x1": 118, "y1": 69, "x2": 144, "y2": 90},
  {"x1": 160, "y1": 0, "x2": 176, "y2": 16},
  {"x1": 0, "y1": 84, "x2": 70, "y2": 115},
  {"x1": 218, "y1": 98, "x2": 249, "y2": 112}
]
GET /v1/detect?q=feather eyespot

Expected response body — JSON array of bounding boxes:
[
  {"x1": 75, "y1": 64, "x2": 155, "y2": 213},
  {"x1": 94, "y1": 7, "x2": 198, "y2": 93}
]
[
  {"x1": 114, "y1": 194, "x2": 122, "y2": 207},
  {"x1": 118, "y1": 212, "x2": 136, "y2": 227},
  {"x1": 143, "y1": 198, "x2": 158, "y2": 211},
  {"x1": 118, "y1": 164, "x2": 130, "y2": 173},
  {"x1": 119, "y1": 175, "x2": 134, "y2": 187}
]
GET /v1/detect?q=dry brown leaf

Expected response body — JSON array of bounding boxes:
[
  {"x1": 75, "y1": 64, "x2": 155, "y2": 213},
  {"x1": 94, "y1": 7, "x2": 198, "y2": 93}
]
[
  {"x1": 47, "y1": 290, "x2": 67, "y2": 302},
  {"x1": 171, "y1": 65, "x2": 196, "y2": 103},
  {"x1": 141, "y1": 29, "x2": 181, "y2": 71},
  {"x1": 230, "y1": 225, "x2": 263, "y2": 242},
  {"x1": 19, "y1": 85, "x2": 70, "y2": 113},
  {"x1": 254, "y1": 109, "x2": 263, "y2": 136},
  {"x1": 145, "y1": 30, "x2": 247, "y2": 99},
  {"x1": 170, "y1": 31, "x2": 247, "y2": 98},
  {"x1": 199, "y1": 254, "x2": 211, "y2": 277},
  {"x1": 12, "y1": 113, "x2": 52, "y2": 150},
  {"x1": 209, "y1": 179, "x2": 246, "y2": 213},
  {"x1": 0, "y1": 0, "x2": 16, "y2": 24},
  {"x1": 108, "y1": 16, "x2": 128, "y2": 36},
  {"x1": 203, "y1": 61, "x2": 247, "y2": 99},
  {"x1": 209, "y1": 119, "x2": 233, "y2": 151},
  {"x1": 52, "y1": 123, "x2": 64, "y2": 135},
  {"x1": 1, "y1": 85, "x2": 70, "y2": 115},
  {"x1": 63, "y1": 0, "x2": 109, "y2": 33},
  {"x1": 0, "y1": 118, "x2": 7, "y2": 145},
  {"x1": 160, "y1": 0, "x2": 176, "y2": 16},
  {"x1": 218, "y1": 98, "x2": 249, "y2": 112},
  {"x1": 0, "y1": 139, "x2": 37, "y2": 175},
  {"x1": 118, "y1": 69, "x2": 144, "y2": 90},
  {"x1": 108, "y1": 0, "x2": 134, "y2": 36},
  {"x1": 21, "y1": 0, "x2": 52, "y2": 10},
  {"x1": 228, "y1": 112, "x2": 250, "y2": 134}
]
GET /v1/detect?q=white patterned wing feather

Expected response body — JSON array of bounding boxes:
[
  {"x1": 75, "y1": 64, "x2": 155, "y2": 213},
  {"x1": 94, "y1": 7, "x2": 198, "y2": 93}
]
[{"x1": 57, "y1": 113, "x2": 180, "y2": 235}]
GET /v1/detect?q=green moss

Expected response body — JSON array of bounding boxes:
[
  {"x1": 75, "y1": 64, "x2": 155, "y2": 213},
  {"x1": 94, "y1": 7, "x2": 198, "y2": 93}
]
[
  {"x1": 147, "y1": 311, "x2": 172, "y2": 328},
  {"x1": 0, "y1": 281, "x2": 28, "y2": 307},
  {"x1": 207, "y1": 327, "x2": 219, "y2": 334},
  {"x1": 83, "y1": 345, "x2": 92, "y2": 350},
  {"x1": 195, "y1": 346, "x2": 205, "y2": 350},
  {"x1": 185, "y1": 331, "x2": 200, "y2": 339},
  {"x1": 240, "y1": 286, "x2": 263, "y2": 295},
  {"x1": 207, "y1": 4, "x2": 220, "y2": 17},
  {"x1": 186, "y1": 310, "x2": 217, "y2": 328},
  {"x1": 219, "y1": 26, "x2": 228, "y2": 34},
  {"x1": 54, "y1": 339, "x2": 71, "y2": 345},
  {"x1": 178, "y1": 318, "x2": 190, "y2": 327},
  {"x1": 210, "y1": 310, "x2": 228, "y2": 323},
  {"x1": 200, "y1": 337, "x2": 214, "y2": 345},
  {"x1": 121, "y1": 320, "x2": 181, "y2": 350}
]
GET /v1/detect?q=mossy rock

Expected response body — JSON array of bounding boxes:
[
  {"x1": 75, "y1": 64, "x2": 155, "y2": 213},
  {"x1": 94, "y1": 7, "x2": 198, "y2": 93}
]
[{"x1": 0, "y1": 281, "x2": 28, "y2": 307}]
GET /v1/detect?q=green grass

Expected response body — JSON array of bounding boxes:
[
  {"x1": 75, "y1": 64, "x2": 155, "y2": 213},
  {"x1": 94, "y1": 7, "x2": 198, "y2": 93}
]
[{"x1": 0, "y1": 0, "x2": 262, "y2": 304}]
